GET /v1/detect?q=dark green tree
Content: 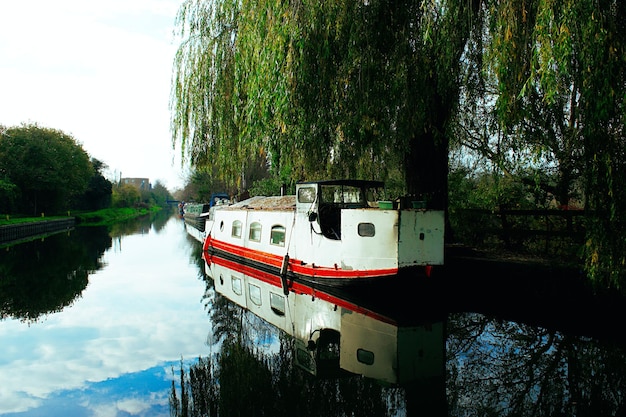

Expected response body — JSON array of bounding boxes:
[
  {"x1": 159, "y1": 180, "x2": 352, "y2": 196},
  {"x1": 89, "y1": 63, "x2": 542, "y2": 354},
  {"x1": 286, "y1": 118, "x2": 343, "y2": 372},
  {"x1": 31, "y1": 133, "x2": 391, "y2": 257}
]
[
  {"x1": 0, "y1": 177, "x2": 19, "y2": 214},
  {"x1": 171, "y1": 0, "x2": 626, "y2": 289},
  {"x1": 0, "y1": 123, "x2": 93, "y2": 215},
  {"x1": 149, "y1": 180, "x2": 173, "y2": 206},
  {"x1": 75, "y1": 158, "x2": 113, "y2": 210}
]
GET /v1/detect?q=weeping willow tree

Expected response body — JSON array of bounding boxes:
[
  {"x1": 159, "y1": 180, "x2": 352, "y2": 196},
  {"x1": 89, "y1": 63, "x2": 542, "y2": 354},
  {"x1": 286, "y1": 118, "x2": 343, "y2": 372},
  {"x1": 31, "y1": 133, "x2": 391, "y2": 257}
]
[
  {"x1": 170, "y1": 0, "x2": 481, "y2": 207},
  {"x1": 486, "y1": 0, "x2": 626, "y2": 290},
  {"x1": 170, "y1": 0, "x2": 626, "y2": 287}
]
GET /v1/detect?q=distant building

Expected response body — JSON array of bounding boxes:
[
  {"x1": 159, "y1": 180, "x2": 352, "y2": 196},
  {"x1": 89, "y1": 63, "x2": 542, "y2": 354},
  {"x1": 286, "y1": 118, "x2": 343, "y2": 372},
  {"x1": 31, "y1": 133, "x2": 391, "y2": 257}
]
[{"x1": 121, "y1": 177, "x2": 151, "y2": 190}]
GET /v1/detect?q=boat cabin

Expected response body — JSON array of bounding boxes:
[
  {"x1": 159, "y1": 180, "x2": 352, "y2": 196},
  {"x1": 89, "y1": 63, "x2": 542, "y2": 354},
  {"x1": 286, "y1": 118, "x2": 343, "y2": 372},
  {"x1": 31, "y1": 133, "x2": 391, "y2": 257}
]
[
  {"x1": 209, "y1": 192, "x2": 231, "y2": 208},
  {"x1": 296, "y1": 180, "x2": 385, "y2": 240}
]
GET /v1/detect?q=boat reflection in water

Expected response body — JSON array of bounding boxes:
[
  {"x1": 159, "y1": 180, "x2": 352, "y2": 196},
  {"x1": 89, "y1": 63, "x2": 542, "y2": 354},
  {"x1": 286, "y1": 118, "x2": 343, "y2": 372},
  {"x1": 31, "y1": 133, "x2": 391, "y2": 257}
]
[{"x1": 204, "y1": 253, "x2": 445, "y2": 386}]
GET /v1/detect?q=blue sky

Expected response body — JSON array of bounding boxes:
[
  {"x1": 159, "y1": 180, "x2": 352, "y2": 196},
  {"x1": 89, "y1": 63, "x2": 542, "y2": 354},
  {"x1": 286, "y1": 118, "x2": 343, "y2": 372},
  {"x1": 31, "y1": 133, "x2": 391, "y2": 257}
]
[
  {"x1": 0, "y1": 0, "x2": 189, "y2": 191},
  {"x1": 2, "y1": 363, "x2": 178, "y2": 417},
  {"x1": 0, "y1": 218, "x2": 212, "y2": 416}
]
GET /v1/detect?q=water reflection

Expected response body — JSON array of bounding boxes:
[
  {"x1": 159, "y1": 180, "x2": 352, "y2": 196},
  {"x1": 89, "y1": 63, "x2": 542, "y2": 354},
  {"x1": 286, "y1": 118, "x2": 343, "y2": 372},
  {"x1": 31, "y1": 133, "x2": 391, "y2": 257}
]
[
  {"x1": 447, "y1": 313, "x2": 626, "y2": 416},
  {"x1": 0, "y1": 209, "x2": 175, "y2": 324},
  {"x1": 2, "y1": 210, "x2": 625, "y2": 416},
  {"x1": 0, "y1": 226, "x2": 111, "y2": 323},
  {"x1": 170, "y1": 252, "x2": 626, "y2": 416},
  {"x1": 0, "y1": 211, "x2": 211, "y2": 416},
  {"x1": 209, "y1": 256, "x2": 445, "y2": 385},
  {"x1": 108, "y1": 207, "x2": 173, "y2": 237},
  {"x1": 170, "y1": 255, "x2": 447, "y2": 416}
]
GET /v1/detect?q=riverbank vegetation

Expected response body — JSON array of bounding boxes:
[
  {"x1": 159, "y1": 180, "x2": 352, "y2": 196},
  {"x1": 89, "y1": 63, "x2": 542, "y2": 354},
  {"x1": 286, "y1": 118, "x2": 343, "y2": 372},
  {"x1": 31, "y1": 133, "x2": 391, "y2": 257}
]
[
  {"x1": 0, "y1": 206, "x2": 164, "y2": 227},
  {"x1": 0, "y1": 124, "x2": 175, "y2": 225},
  {"x1": 171, "y1": 1, "x2": 626, "y2": 292},
  {"x1": 73, "y1": 206, "x2": 164, "y2": 226}
]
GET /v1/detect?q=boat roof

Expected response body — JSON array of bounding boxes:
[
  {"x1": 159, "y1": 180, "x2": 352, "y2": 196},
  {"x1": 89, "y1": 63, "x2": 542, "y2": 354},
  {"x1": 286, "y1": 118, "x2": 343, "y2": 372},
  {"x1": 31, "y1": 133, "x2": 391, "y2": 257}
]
[
  {"x1": 216, "y1": 180, "x2": 384, "y2": 212},
  {"x1": 222, "y1": 195, "x2": 296, "y2": 211},
  {"x1": 297, "y1": 179, "x2": 384, "y2": 188}
]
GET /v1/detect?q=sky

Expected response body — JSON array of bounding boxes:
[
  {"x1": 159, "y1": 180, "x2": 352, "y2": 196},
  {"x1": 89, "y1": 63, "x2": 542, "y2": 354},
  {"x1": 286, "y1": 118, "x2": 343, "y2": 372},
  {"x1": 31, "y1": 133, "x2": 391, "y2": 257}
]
[{"x1": 0, "y1": 0, "x2": 190, "y2": 191}]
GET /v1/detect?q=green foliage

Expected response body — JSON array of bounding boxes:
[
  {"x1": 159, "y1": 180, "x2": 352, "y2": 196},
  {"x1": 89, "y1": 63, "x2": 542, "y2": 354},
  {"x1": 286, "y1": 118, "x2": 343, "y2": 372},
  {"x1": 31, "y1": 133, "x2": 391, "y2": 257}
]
[
  {"x1": 181, "y1": 169, "x2": 220, "y2": 203},
  {"x1": 0, "y1": 178, "x2": 19, "y2": 213},
  {"x1": 0, "y1": 123, "x2": 93, "y2": 215},
  {"x1": 75, "y1": 206, "x2": 160, "y2": 226},
  {"x1": 112, "y1": 184, "x2": 141, "y2": 208},
  {"x1": 171, "y1": 0, "x2": 474, "y2": 203},
  {"x1": 74, "y1": 158, "x2": 113, "y2": 211},
  {"x1": 248, "y1": 177, "x2": 289, "y2": 197},
  {"x1": 149, "y1": 181, "x2": 173, "y2": 206},
  {"x1": 482, "y1": 0, "x2": 626, "y2": 290},
  {"x1": 179, "y1": 152, "x2": 270, "y2": 203}
]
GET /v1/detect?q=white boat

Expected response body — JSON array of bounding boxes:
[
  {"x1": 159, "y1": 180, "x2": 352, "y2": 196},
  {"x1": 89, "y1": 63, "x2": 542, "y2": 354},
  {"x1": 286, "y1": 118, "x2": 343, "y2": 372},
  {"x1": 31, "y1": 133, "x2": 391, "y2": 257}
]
[
  {"x1": 204, "y1": 255, "x2": 445, "y2": 384},
  {"x1": 202, "y1": 179, "x2": 445, "y2": 286},
  {"x1": 183, "y1": 202, "x2": 210, "y2": 227},
  {"x1": 184, "y1": 193, "x2": 232, "y2": 243}
]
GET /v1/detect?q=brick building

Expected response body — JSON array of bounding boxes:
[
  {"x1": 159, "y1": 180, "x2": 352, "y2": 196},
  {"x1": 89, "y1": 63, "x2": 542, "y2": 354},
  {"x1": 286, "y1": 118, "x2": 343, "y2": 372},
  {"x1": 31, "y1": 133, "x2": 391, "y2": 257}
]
[{"x1": 121, "y1": 178, "x2": 151, "y2": 190}]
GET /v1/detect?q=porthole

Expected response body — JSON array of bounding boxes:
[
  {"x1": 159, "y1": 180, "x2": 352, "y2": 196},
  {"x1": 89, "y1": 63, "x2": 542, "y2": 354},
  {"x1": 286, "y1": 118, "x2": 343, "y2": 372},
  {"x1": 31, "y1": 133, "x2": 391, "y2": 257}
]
[
  {"x1": 220, "y1": 221, "x2": 224, "y2": 231},
  {"x1": 356, "y1": 348, "x2": 375, "y2": 365},
  {"x1": 358, "y1": 223, "x2": 375, "y2": 237}
]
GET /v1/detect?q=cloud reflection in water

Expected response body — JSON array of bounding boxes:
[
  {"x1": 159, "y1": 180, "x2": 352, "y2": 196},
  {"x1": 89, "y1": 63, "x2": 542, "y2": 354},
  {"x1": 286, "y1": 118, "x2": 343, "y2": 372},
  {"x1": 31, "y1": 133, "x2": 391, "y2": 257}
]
[{"x1": 0, "y1": 216, "x2": 211, "y2": 416}]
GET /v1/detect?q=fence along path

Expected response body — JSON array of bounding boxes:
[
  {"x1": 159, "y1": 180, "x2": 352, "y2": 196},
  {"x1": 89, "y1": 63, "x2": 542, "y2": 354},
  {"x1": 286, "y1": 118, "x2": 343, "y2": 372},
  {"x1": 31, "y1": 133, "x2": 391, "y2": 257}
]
[{"x1": 0, "y1": 218, "x2": 76, "y2": 245}]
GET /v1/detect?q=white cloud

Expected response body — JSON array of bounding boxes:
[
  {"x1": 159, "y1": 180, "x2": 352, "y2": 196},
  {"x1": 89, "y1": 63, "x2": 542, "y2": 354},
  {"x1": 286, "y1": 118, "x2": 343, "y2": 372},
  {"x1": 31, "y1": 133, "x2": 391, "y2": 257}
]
[
  {"x1": 0, "y1": 218, "x2": 211, "y2": 414},
  {"x1": 0, "y1": 0, "x2": 188, "y2": 190}
]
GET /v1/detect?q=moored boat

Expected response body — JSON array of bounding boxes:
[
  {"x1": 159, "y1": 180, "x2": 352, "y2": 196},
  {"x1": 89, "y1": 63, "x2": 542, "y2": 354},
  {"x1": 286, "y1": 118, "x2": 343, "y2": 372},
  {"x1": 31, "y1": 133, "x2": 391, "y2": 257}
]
[
  {"x1": 184, "y1": 193, "x2": 232, "y2": 243},
  {"x1": 183, "y1": 202, "x2": 211, "y2": 231},
  {"x1": 202, "y1": 179, "x2": 445, "y2": 286}
]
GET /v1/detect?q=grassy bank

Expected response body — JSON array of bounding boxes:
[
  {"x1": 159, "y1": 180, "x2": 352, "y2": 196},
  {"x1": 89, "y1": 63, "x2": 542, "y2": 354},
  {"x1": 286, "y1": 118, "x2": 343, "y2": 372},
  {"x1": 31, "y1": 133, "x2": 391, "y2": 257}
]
[
  {"x1": 0, "y1": 206, "x2": 163, "y2": 227},
  {"x1": 75, "y1": 206, "x2": 163, "y2": 226}
]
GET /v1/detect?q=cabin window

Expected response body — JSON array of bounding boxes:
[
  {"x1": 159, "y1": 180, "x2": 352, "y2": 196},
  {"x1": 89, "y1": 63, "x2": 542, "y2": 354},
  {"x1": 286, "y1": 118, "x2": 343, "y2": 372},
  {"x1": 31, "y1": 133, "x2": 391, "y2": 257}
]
[
  {"x1": 270, "y1": 225, "x2": 286, "y2": 246},
  {"x1": 231, "y1": 220, "x2": 242, "y2": 238},
  {"x1": 321, "y1": 184, "x2": 365, "y2": 206},
  {"x1": 356, "y1": 348, "x2": 375, "y2": 365},
  {"x1": 248, "y1": 283, "x2": 262, "y2": 305},
  {"x1": 270, "y1": 292, "x2": 285, "y2": 316},
  {"x1": 232, "y1": 276, "x2": 242, "y2": 295},
  {"x1": 358, "y1": 223, "x2": 375, "y2": 237},
  {"x1": 249, "y1": 222, "x2": 262, "y2": 242},
  {"x1": 298, "y1": 186, "x2": 316, "y2": 203}
]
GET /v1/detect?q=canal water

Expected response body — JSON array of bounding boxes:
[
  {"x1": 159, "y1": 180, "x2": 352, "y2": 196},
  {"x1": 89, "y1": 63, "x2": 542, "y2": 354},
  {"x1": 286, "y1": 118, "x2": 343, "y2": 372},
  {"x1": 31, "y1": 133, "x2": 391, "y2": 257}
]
[{"x1": 1, "y1": 211, "x2": 625, "y2": 416}]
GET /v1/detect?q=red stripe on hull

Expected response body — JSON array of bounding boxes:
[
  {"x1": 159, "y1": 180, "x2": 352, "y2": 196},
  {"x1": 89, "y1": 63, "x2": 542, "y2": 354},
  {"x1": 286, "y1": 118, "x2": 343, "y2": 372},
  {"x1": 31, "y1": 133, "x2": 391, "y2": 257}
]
[{"x1": 205, "y1": 237, "x2": 398, "y2": 280}]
